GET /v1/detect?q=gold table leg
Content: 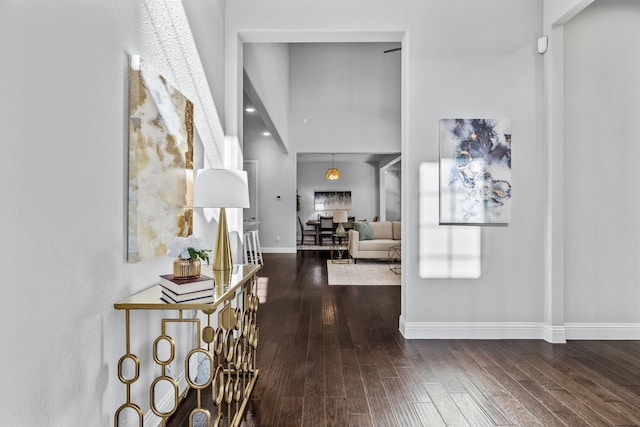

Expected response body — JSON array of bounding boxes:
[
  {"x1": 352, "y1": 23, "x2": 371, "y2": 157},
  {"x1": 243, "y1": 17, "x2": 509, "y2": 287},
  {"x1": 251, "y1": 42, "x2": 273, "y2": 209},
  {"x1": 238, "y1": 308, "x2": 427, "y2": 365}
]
[{"x1": 115, "y1": 272, "x2": 260, "y2": 427}]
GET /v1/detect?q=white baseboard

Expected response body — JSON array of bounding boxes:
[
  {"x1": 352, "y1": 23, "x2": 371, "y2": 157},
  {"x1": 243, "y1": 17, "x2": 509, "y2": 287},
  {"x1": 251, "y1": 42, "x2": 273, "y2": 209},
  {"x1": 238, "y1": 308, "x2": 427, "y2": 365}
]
[
  {"x1": 399, "y1": 317, "x2": 547, "y2": 340},
  {"x1": 261, "y1": 246, "x2": 296, "y2": 253},
  {"x1": 543, "y1": 324, "x2": 567, "y2": 343},
  {"x1": 565, "y1": 323, "x2": 640, "y2": 340},
  {"x1": 399, "y1": 317, "x2": 640, "y2": 342}
]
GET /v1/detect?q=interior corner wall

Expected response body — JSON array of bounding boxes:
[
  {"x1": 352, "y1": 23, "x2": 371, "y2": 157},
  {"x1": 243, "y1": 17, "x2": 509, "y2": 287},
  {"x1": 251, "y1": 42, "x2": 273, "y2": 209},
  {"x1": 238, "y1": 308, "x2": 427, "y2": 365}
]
[
  {"x1": 563, "y1": 0, "x2": 640, "y2": 326},
  {"x1": 0, "y1": 0, "x2": 228, "y2": 424}
]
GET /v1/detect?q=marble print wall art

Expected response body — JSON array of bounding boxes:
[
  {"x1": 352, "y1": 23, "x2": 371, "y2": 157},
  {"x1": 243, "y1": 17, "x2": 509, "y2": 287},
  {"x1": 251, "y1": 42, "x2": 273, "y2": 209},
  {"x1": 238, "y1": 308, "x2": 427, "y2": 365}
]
[
  {"x1": 439, "y1": 119, "x2": 511, "y2": 225},
  {"x1": 127, "y1": 55, "x2": 194, "y2": 262}
]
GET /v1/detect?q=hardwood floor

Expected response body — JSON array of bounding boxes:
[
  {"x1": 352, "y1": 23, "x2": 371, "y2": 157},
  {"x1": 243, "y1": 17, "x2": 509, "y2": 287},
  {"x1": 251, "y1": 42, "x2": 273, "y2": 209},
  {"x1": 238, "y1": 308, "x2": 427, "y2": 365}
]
[{"x1": 169, "y1": 252, "x2": 640, "y2": 426}]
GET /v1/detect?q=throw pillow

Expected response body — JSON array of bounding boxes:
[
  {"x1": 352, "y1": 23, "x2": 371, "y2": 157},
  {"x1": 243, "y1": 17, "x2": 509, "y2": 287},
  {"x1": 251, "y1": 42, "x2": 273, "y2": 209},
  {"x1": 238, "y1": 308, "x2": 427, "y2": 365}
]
[
  {"x1": 369, "y1": 221, "x2": 393, "y2": 239},
  {"x1": 353, "y1": 221, "x2": 374, "y2": 241}
]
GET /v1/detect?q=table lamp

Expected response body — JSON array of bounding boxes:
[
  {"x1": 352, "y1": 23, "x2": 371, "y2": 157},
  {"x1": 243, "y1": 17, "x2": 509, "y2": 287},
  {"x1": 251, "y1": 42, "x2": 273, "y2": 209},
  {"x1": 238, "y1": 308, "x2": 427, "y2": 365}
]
[
  {"x1": 193, "y1": 169, "x2": 250, "y2": 274},
  {"x1": 333, "y1": 211, "x2": 348, "y2": 236}
]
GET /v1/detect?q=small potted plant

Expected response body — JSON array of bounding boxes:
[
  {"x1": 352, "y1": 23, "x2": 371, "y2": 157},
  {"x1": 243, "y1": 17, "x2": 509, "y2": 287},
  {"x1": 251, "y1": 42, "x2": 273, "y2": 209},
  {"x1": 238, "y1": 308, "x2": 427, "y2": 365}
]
[{"x1": 167, "y1": 235, "x2": 211, "y2": 279}]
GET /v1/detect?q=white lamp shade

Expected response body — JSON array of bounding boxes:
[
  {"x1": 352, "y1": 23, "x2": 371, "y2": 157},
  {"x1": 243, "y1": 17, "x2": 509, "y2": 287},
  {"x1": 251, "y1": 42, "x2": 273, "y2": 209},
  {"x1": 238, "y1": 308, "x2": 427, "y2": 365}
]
[
  {"x1": 193, "y1": 169, "x2": 250, "y2": 208},
  {"x1": 333, "y1": 211, "x2": 348, "y2": 223}
]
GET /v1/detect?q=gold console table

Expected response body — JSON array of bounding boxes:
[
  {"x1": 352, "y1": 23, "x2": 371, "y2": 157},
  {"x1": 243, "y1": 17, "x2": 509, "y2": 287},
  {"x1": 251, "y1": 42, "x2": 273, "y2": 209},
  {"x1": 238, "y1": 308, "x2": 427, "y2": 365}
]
[{"x1": 114, "y1": 264, "x2": 261, "y2": 427}]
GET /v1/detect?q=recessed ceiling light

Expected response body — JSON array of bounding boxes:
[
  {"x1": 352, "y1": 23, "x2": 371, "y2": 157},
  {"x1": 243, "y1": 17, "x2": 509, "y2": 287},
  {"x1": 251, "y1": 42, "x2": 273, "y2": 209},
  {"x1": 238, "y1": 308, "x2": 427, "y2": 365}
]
[
  {"x1": 262, "y1": 131, "x2": 271, "y2": 136},
  {"x1": 245, "y1": 107, "x2": 256, "y2": 113}
]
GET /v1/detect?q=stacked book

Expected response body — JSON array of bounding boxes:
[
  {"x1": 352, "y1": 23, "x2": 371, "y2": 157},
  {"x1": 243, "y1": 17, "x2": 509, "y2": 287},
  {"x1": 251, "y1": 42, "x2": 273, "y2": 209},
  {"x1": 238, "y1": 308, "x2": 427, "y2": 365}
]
[{"x1": 159, "y1": 274, "x2": 215, "y2": 303}]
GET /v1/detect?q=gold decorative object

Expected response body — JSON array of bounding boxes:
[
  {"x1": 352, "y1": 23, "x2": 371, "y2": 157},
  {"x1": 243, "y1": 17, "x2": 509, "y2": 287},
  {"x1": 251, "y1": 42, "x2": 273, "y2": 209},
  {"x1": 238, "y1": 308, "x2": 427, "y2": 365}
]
[
  {"x1": 193, "y1": 169, "x2": 250, "y2": 277},
  {"x1": 325, "y1": 153, "x2": 341, "y2": 180},
  {"x1": 173, "y1": 257, "x2": 201, "y2": 279},
  {"x1": 213, "y1": 208, "x2": 232, "y2": 272},
  {"x1": 114, "y1": 264, "x2": 260, "y2": 427}
]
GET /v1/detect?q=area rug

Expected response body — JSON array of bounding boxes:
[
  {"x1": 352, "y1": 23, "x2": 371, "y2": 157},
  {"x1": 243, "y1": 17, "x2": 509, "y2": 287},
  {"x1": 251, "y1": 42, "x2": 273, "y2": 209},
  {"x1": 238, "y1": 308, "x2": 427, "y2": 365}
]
[
  {"x1": 257, "y1": 277, "x2": 268, "y2": 303},
  {"x1": 297, "y1": 244, "x2": 330, "y2": 251},
  {"x1": 326, "y1": 260, "x2": 400, "y2": 286}
]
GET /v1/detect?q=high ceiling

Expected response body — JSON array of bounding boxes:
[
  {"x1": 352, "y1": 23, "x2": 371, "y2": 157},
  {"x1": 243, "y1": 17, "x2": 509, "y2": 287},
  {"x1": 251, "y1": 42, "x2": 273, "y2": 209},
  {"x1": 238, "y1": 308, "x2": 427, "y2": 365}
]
[
  {"x1": 243, "y1": 90, "x2": 399, "y2": 166},
  {"x1": 243, "y1": 91, "x2": 271, "y2": 143},
  {"x1": 242, "y1": 42, "x2": 401, "y2": 166}
]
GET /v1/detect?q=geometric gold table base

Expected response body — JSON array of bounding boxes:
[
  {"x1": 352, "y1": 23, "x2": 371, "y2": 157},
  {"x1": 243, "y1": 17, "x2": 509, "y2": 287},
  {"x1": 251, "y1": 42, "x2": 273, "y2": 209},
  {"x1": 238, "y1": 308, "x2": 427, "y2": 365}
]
[
  {"x1": 114, "y1": 265, "x2": 260, "y2": 427},
  {"x1": 329, "y1": 235, "x2": 349, "y2": 264},
  {"x1": 388, "y1": 245, "x2": 401, "y2": 274}
]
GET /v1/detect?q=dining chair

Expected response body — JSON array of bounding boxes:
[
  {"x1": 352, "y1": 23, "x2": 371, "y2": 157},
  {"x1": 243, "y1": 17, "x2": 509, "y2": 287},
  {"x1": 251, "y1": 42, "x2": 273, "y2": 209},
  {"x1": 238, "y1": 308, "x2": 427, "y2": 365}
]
[
  {"x1": 319, "y1": 216, "x2": 334, "y2": 245},
  {"x1": 298, "y1": 216, "x2": 316, "y2": 245},
  {"x1": 345, "y1": 216, "x2": 355, "y2": 231}
]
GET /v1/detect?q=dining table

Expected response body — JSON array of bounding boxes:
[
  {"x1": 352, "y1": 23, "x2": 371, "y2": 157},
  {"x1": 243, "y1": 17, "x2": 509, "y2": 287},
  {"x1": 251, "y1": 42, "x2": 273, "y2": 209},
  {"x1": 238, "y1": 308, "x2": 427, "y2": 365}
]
[{"x1": 306, "y1": 217, "x2": 355, "y2": 245}]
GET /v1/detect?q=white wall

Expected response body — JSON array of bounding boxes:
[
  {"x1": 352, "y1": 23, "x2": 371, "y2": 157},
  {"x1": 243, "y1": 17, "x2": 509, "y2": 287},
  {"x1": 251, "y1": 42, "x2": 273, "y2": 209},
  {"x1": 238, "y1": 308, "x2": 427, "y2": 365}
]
[
  {"x1": 226, "y1": 0, "x2": 547, "y2": 338},
  {"x1": 233, "y1": 0, "x2": 640, "y2": 340},
  {"x1": 290, "y1": 42, "x2": 401, "y2": 153},
  {"x1": 563, "y1": 0, "x2": 640, "y2": 325},
  {"x1": 183, "y1": 0, "x2": 227, "y2": 132},
  {"x1": 540, "y1": 0, "x2": 597, "y2": 342},
  {"x1": 384, "y1": 168, "x2": 401, "y2": 221},
  {"x1": 243, "y1": 137, "x2": 297, "y2": 252},
  {"x1": 0, "y1": 0, "x2": 228, "y2": 424}
]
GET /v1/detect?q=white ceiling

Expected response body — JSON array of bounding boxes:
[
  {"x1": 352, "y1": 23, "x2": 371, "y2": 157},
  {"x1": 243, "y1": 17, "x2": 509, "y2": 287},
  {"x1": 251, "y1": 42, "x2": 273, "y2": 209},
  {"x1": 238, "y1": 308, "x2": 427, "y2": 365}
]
[{"x1": 243, "y1": 90, "x2": 271, "y2": 143}]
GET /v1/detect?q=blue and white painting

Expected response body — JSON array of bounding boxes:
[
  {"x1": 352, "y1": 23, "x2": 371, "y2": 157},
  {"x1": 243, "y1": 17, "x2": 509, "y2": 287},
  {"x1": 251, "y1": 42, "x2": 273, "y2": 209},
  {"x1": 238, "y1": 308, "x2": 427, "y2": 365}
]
[{"x1": 440, "y1": 118, "x2": 511, "y2": 225}]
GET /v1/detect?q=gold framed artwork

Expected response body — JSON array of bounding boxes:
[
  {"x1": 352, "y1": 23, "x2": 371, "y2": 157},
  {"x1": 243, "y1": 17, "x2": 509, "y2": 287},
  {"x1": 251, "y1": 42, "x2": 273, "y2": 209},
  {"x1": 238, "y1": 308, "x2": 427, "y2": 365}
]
[{"x1": 127, "y1": 55, "x2": 194, "y2": 262}]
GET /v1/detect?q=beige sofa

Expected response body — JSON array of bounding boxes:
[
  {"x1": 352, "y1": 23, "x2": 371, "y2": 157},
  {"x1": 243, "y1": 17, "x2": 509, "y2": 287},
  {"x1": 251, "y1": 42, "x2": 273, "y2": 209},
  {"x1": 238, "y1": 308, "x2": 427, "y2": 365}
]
[{"x1": 348, "y1": 221, "x2": 401, "y2": 262}]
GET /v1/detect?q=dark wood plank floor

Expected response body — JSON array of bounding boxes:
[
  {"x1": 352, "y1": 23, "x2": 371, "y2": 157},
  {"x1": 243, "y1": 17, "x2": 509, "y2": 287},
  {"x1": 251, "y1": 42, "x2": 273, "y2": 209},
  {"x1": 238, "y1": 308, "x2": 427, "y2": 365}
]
[{"x1": 170, "y1": 251, "x2": 640, "y2": 426}]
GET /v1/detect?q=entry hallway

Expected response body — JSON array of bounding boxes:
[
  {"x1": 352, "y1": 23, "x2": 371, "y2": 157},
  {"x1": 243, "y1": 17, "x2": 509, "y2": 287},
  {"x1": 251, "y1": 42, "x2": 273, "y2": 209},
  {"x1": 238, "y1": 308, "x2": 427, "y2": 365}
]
[{"x1": 170, "y1": 252, "x2": 640, "y2": 426}]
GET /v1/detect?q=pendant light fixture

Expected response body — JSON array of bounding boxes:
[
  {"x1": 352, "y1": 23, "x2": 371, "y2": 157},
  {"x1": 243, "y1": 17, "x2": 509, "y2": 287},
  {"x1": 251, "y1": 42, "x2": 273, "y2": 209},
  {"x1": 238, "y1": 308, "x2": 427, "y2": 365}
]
[{"x1": 325, "y1": 153, "x2": 341, "y2": 180}]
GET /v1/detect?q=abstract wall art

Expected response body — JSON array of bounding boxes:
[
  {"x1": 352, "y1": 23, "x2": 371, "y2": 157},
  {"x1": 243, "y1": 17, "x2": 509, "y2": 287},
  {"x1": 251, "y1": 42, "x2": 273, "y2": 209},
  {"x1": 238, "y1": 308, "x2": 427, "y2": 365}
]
[
  {"x1": 440, "y1": 118, "x2": 511, "y2": 225},
  {"x1": 314, "y1": 191, "x2": 352, "y2": 211},
  {"x1": 127, "y1": 55, "x2": 194, "y2": 263}
]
